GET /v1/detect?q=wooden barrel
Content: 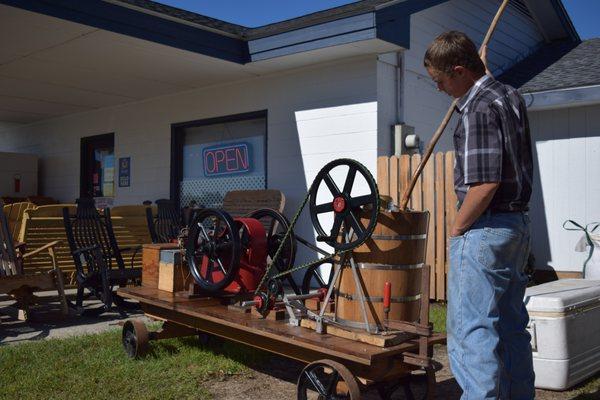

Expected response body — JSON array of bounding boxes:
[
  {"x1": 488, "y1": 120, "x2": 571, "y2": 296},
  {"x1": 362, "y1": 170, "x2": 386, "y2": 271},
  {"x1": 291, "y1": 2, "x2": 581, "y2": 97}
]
[{"x1": 336, "y1": 209, "x2": 429, "y2": 330}]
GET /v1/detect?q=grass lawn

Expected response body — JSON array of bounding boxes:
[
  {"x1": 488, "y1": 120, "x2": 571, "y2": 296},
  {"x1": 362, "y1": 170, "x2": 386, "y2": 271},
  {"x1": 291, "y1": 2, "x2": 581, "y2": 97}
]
[
  {"x1": 0, "y1": 327, "x2": 266, "y2": 400},
  {"x1": 2, "y1": 304, "x2": 599, "y2": 399},
  {"x1": 430, "y1": 302, "x2": 447, "y2": 333}
]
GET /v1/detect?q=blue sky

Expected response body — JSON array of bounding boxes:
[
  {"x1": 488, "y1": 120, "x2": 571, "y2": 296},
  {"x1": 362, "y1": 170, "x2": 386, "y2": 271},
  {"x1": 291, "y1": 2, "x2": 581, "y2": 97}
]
[{"x1": 156, "y1": 0, "x2": 598, "y2": 39}]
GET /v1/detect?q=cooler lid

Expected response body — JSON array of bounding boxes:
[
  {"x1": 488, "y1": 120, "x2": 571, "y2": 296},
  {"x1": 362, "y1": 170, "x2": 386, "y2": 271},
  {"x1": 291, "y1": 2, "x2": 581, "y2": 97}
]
[{"x1": 524, "y1": 279, "x2": 600, "y2": 313}]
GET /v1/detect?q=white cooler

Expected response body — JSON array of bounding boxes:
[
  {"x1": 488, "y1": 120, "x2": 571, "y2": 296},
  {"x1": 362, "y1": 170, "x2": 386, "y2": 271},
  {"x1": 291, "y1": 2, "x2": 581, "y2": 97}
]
[{"x1": 524, "y1": 279, "x2": 600, "y2": 390}]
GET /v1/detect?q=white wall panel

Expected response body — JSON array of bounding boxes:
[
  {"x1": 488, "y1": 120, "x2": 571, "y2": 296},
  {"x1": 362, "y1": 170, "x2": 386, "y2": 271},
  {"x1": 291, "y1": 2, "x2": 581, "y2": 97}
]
[
  {"x1": 0, "y1": 152, "x2": 37, "y2": 197},
  {"x1": 529, "y1": 105, "x2": 600, "y2": 273},
  {"x1": 0, "y1": 55, "x2": 378, "y2": 263}
]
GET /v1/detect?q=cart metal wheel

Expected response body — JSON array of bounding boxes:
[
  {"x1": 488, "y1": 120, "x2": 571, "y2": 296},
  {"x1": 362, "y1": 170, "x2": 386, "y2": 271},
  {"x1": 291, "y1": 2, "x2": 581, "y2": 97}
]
[
  {"x1": 376, "y1": 367, "x2": 436, "y2": 400},
  {"x1": 122, "y1": 319, "x2": 149, "y2": 358},
  {"x1": 297, "y1": 359, "x2": 361, "y2": 400}
]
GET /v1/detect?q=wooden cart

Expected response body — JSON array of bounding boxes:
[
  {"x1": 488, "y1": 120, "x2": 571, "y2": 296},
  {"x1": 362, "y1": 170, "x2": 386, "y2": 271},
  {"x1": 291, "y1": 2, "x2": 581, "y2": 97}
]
[{"x1": 117, "y1": 286, "x2": 445, "y2": 399}]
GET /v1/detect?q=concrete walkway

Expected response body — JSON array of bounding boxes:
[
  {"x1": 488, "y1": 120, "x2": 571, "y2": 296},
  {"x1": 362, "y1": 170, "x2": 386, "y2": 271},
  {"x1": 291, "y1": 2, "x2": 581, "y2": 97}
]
[{"x1": 0, "y1": 290, "x2": 149, "y2": 344}]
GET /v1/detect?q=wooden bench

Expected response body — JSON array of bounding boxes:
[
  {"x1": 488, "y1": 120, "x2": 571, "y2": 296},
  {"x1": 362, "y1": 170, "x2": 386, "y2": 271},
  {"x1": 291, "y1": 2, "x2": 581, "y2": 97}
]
[
  {"x1": 27, "y1": 195, "x2": 58, "y2": 206},
  {"x1": 18, "y1": 204, "x2": 77, "y2": 282},
  {"x1": 1, "y1": 196, "x2": 27, "y2": 205},
  {"x1": 0, "y1": 201, "x2": 68, "y2": 320},
  {"x1": 222, "y1": 189, "x2": 285, "y2": 217},
  {"x1": 17, "y1": 204, "x2": 154, "y2": 284},
  {"x1": 3, "y1": 201, "x2": 35, "y2": 241}
]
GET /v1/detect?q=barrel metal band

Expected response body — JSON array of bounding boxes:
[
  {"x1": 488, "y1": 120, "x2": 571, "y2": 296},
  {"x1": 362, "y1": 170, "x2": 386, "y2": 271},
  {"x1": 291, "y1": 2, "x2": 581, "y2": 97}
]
[
  {"x1": 370, "y1": 233, "x2": 427, "y2": 240},
  {"x1": 356, "y1": 262, "x2": 423, "y2": 270},
  {"x1": 337, "y1": 291, "x2": 421, "y2": 303}
]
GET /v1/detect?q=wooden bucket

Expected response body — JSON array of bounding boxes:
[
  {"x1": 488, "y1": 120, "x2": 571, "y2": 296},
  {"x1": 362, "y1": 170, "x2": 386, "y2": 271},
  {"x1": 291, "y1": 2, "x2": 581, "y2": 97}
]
[{"x1": 336, "y1": 209, "x2": 429, "y2": 330}]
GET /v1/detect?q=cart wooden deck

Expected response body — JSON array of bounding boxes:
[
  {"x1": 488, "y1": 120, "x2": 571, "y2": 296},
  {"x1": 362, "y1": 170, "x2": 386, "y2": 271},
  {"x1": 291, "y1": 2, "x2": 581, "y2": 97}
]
[{"x1": 118, "y1": 286, "x2": 444, "y2": 383}]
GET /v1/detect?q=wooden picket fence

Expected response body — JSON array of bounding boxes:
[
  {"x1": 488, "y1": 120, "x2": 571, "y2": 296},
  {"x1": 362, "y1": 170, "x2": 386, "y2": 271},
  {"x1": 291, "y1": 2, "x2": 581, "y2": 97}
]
[{"x1": 377, "y1": 152, "x2": 457, "y2": 301}]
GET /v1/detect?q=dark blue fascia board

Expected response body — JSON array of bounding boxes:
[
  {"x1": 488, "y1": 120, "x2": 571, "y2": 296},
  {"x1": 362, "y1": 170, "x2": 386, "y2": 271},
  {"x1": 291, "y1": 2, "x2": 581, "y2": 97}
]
[
  {"x1": 0, "y1": 0, "x2": 249, "y2": 64},
  {"x1": 375, "y1": 0, "x2": 450, "y2": 48},
  {"x1": 549, "y1": 0, "x2": 580, "y2": 42},
  {"x1": 250, "y1": 0, "x2": 452, "y2": 61}
]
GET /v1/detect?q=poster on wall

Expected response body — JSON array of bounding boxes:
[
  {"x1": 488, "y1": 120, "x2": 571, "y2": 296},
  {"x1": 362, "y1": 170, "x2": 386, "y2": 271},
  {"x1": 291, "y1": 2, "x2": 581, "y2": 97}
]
[{"x1": 119, "y1": 157, "x2": 131, "y2": 187}]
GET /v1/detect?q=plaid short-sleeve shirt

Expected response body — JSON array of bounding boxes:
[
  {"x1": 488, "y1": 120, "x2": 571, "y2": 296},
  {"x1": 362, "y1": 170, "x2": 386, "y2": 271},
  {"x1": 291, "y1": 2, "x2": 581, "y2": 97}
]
[{"x1": 453, "y1": 75, "x2": 533, "y2": 212}]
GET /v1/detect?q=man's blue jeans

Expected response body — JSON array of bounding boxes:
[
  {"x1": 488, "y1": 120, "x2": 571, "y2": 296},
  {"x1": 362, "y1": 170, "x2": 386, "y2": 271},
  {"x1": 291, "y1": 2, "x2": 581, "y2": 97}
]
[{"x1": 447, "y1": 211, "x2": 535, "y2": 399}]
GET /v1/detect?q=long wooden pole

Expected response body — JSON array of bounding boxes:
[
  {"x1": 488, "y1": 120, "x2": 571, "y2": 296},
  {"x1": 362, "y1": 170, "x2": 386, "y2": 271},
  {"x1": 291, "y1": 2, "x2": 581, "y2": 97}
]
[{"x1": 399, "y1": 0, "x2": 511, "y2": 210}]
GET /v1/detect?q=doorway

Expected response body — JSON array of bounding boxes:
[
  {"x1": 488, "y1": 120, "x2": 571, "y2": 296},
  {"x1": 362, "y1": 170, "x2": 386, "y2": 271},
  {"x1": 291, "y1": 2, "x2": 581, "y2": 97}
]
[{"x1": 80, "y1": 133, "x2": 115, "y2": 200}]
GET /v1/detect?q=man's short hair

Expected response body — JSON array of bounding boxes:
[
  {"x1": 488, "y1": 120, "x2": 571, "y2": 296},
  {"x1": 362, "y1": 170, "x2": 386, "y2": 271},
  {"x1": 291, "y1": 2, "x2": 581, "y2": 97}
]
[{"x1": 424, "y1": 31, "x2": 485, "y2": 75}]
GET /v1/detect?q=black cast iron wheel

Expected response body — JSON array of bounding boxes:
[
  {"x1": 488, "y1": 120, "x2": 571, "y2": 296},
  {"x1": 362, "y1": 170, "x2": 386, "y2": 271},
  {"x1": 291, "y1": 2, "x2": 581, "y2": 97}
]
[
  {"x1": 309, "y1": 159, "x2": 379, "y2": 251},
  {"x1": 247, "y1": 208, "x2": 300, "y2": 292},
  {"x1": 122, "y1": 319, "x2": 149, "y2": 358},
  {"x1": 297, "y1": 359, "x2": 361, "y2": 400},
  {"x1": 301, "y1": 260, "x2": 335, "y2": 294},
  {"x1": 375, "y1": 368, "x2": 434, "y2": 400},
  {"x1": 186, "y1": 209, "x2": 241, "y2": 292}
]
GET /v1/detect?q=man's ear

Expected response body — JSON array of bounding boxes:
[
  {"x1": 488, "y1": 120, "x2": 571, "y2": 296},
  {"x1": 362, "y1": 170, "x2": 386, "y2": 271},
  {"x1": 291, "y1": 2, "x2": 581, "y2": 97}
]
[{"x1": 453, "y1": 65, "x2": 466, "y2": 76}]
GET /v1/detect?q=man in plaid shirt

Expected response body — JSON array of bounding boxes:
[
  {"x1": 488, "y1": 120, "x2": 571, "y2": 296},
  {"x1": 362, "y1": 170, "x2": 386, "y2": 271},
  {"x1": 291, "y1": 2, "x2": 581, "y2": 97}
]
[{"x1": 424, "y1": 31, "x2": 534, "y2": 399}]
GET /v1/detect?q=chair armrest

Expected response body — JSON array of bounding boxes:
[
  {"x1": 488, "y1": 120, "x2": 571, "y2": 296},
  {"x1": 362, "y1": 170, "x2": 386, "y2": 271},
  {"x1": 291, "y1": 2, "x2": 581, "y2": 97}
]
[
  {"x1": 118, "y1": 244, "x2": 143, "y2": 269},
  {"x1": 22, "y1": 240, "x2": 61, "y2": 259},
  {"x1": 14, "y1": 241, "x2": 27, "y2": 253},
  {"x1": 72, "y1": 245, "x2": 101, "y2": 256},
  {"x1": 118, "y1": 245, "x2": 143, "y2": 253}
]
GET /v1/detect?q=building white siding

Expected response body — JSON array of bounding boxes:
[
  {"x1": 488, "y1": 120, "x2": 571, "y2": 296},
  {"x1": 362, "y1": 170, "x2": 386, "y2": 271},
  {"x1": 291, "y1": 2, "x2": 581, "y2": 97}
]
[
  {"x1": 529, "y1": 105, "x2": 600, "y2": 273},
  {"x1": 0, "y1": 55, "x2": 378, "y2": 255},
  {"x1": 0, "y1": 152, "x2": 37, "y2": 197},
  {"x1": 376, "y1": 52, "x2": 401, "y2": 156},
  {"x1": 403, "y1": 0, "x2": 545, "y2": 150}
]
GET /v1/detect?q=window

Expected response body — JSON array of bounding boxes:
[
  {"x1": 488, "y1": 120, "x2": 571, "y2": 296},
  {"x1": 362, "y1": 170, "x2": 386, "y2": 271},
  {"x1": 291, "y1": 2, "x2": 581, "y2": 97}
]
[
  {"x1": 172, "y1": 112, "x2": 267, "y2": 208},
  {"x1": 80, "y1": 133, "x2": 115, "y2": 199}
]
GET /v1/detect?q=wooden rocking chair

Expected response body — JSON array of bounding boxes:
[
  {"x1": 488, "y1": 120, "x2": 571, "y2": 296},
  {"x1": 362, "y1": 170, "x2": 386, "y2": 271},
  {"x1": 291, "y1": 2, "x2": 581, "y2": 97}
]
[
  {"x1": 0, "y1": 200, "x2": 69, "y2": 321},
  {"x1": 63, "y1": 198, "x2": 142, "y2": 315}
]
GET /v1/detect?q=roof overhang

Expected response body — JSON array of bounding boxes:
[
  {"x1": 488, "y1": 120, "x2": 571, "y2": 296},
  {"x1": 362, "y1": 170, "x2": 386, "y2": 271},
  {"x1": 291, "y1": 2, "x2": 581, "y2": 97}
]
[
  {"x1": 0, "y1": 0, "x2": 578, "y2": 126},
  {"x1": 525, "y1": 85, "x2": 600, "y2": 111},
  {"x1": 522, "y1": 0, "x2": 579, "y2": 42},
  {"x1": 1, "y1": 0, "x2": 436, "y2": 126}
]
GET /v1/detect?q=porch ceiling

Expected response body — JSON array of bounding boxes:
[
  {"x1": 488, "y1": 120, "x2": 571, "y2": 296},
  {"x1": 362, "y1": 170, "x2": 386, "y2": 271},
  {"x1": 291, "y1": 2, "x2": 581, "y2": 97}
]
[
  {"x1": 0, "y1": 2, "x2": 402, "y2": 126},
  {"x1": 0, "y1": 4, "x2": 257, "y2": 125}
]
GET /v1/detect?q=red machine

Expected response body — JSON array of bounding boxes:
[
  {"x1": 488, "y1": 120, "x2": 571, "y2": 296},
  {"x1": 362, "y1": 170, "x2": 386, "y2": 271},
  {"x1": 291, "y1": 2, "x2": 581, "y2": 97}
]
[
  {"x1": 186, "y1": 208, "x2": 296, "y2": 295},
  {"x1": 195, "y1": 218, "x2": 267, "y2": 294}
]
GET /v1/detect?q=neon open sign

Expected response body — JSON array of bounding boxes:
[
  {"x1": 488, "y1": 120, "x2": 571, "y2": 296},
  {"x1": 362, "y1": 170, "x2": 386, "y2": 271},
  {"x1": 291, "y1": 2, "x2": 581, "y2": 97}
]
[{"x1": 203, "y1": 143, "x2": 251, "y2": 177}]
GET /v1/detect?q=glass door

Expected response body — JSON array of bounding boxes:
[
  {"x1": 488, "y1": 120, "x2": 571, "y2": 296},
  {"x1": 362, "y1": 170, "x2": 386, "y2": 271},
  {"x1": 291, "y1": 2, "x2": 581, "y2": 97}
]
[{"x1": 80, "y1": 133, "x2": 115, "y2": 206}]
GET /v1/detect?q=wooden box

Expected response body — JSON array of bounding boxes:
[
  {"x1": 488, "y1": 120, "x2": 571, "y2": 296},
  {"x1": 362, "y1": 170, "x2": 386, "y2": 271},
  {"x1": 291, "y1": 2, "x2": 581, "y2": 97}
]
[
  {"x1": 158, "y1": 249, "x2": 193, "y2": 293},
  {"x1": 142, "y1": 243, "x2": 179, "y2": 288}
]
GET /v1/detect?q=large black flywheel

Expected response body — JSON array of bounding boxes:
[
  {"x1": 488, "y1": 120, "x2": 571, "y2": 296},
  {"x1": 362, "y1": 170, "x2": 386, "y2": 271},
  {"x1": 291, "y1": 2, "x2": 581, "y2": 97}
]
[
  {"x1": 247, "y1": 208, "x2": 300, "y2": 294},
  {"x1": 309, "y1": 159, "x2": 379, "y2": 251},
  {"x1": 186, "y1": 209, "x2": 241, "y2": 292}
]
